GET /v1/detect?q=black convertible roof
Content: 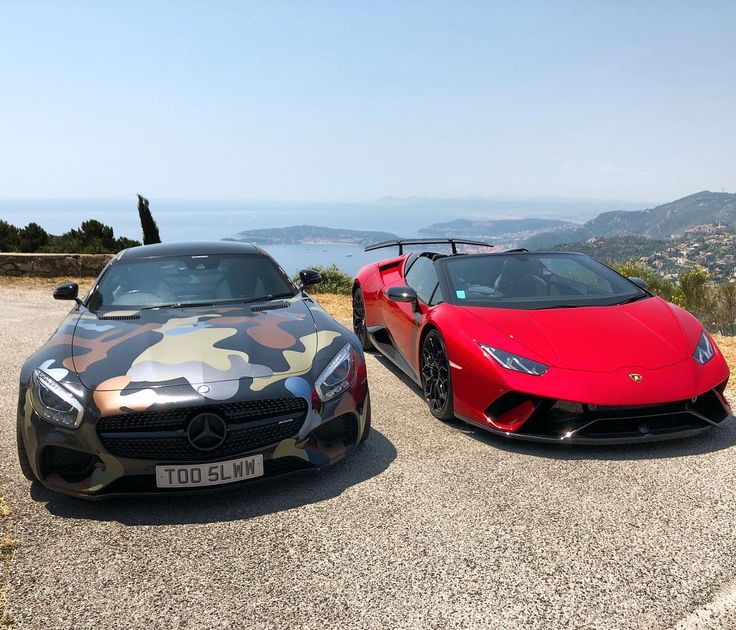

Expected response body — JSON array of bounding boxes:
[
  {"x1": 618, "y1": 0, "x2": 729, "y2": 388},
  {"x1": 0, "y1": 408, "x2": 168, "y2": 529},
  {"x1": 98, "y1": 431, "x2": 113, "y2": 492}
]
[
  {"x1": 118, "y1": 241, "x2": 261, "y2": 259},
  {"x1": 365, "y1": 238, "x2": 495, "y2": 255}
]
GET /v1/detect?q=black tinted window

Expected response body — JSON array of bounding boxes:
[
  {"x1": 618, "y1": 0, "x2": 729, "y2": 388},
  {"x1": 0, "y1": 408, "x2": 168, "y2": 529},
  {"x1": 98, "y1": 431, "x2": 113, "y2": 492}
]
[
  {"x1": 405, "y1": 256, "x2": 439, "y2": 304},
  {"x1": 89, "y1": 254, "x2": 294, "y2": 309}
]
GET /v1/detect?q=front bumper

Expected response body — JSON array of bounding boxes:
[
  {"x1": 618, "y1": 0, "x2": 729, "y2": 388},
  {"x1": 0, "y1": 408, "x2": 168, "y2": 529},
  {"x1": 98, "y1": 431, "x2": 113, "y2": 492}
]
[
  {"x1": 459, "y1": 386, "x2": 732, "y2": 444},
  {"x1": 19, "y1": 381, "x2": 369, "y2": 500}
]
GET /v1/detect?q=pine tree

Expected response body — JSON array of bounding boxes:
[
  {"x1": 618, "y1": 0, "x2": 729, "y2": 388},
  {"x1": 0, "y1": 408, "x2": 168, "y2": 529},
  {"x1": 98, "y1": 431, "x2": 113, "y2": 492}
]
[{"x1": 137, "y1": 194, "x2": 161, "y2": 244}]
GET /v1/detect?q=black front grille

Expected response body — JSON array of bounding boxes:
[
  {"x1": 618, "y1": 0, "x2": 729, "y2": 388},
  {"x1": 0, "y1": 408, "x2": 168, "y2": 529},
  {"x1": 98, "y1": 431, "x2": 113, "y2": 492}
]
[
  {"x1": 97, "y1": 398, "x2": 309, "y2": 461},
  {"x1": 500, "y1": 388, "x2": 729, "y2": 441}
]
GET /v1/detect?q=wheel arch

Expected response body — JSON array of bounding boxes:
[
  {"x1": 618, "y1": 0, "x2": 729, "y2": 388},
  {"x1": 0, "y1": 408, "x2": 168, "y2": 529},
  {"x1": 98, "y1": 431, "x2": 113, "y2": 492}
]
[{"x1": 418, "y1": 322, "x2": 441, "y2": 370}]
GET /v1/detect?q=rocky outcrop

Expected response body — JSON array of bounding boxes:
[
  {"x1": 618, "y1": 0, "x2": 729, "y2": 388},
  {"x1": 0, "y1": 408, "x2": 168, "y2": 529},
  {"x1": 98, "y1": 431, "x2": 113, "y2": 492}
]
[{"x1": 0, "y1": 253, "x2": 113, "y2": 277}]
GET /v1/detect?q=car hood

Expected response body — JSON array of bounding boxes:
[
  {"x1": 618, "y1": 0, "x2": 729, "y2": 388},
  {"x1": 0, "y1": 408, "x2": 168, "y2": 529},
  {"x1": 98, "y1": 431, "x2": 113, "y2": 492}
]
[
  {"x1": 460, "y1": 297, "x2": 690, "y2": 372},
  {"x1": 69, "y1": 300, "x2": 328, "y2": 392}
]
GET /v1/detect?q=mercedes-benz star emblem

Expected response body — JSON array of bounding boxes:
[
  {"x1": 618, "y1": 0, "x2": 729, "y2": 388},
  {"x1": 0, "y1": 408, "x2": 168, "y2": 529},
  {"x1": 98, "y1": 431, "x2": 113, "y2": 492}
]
[
  {"x1": 629, "y1": 373, "x2": 643, "y2": 384},
  {"x1": 186, "y1": 413, "x2": 227, "y2": 451}
]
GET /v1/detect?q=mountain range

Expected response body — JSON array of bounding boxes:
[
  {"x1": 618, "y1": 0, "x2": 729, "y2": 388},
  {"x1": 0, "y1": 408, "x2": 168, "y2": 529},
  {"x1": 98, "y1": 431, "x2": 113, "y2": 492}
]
[
  {"x1": 419, "y1": 218, "x2": 575, "y2": 244},
  {"x1": 223, "y1": 191, "x2": 736, "y2": 280},
  {"x1": 522, "y1": 191, "x2": 736, "y2": 249}
]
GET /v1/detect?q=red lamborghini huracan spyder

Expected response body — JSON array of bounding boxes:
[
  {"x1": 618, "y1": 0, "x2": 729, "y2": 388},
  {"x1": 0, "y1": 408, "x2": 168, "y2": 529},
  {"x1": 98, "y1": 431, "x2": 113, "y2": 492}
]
[{"x1": 353, "y1": 239, "x2": 732, "y2": 443}]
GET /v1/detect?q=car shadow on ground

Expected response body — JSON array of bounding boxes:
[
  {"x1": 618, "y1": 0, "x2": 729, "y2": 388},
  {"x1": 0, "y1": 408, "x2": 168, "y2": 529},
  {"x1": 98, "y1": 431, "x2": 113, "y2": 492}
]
[
  {"x1": 373, "y1": 352, "x2": 736, "y2": 461},
  {"x1": 32, "y1": 429, "x2": 397, "y2": 526},
  {"x1": 370, "y1": 354, "x2": 424, "y2": 400}
]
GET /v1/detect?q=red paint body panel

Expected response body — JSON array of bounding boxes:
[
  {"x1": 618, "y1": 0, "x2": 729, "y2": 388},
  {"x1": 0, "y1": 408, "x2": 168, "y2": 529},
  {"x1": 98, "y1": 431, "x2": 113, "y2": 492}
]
[{"x1": 354, "y1": 253, "x2": 731, "y2": 440}]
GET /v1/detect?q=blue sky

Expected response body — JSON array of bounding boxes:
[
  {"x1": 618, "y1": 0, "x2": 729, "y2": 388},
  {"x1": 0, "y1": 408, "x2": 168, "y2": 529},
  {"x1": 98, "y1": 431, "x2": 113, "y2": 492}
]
[{"x1": 1, "y1": 1, "x2": 734, "y2": 202}]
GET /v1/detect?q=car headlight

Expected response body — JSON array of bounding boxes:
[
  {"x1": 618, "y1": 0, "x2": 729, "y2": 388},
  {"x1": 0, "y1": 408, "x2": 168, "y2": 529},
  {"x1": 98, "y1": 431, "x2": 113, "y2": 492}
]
[
  {"x1": 315, "y1": 343, "x2": 355, "y2": 402},
  {"x1": 479, "y1": 343, "x2": 549, "y2": 376},
  {"x1": 693, "y1": 331, "x2": 715, "y2": 365},
  {"x1": 29, "y1": 369, "x2": 84, "y2": 428}
]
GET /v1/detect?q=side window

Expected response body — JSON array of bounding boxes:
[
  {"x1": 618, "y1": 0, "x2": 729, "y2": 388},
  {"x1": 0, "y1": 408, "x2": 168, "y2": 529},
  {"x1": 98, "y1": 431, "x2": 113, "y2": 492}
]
[
  {"x1": 404, "y1": 253, "x2": 418, "y2": 276},
  {"x1": 429, "y1": 283, "x2": 444, "y2": 306},
  {"x1": 405, "y1": 256, "x2": 439, "y2": 304}
]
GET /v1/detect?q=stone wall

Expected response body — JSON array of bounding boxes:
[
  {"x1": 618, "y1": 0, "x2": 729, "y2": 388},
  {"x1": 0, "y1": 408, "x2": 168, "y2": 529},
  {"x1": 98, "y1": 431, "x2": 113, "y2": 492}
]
[{"x1": 0, "y1": 253, "x2": 113, "y2": 277}]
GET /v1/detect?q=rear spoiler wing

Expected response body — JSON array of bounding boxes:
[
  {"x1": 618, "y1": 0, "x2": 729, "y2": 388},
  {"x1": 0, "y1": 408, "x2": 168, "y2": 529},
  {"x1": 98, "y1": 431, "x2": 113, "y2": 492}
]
[{"x1": 364, "y1": 238, "x2": 494, "y2": 255}]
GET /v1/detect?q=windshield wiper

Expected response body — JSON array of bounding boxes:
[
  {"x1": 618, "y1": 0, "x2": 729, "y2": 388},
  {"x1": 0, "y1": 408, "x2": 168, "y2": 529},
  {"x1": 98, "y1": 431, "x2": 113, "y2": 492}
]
[
  {"x1": 532, "y1": 304, "x2": 586, "y2": 310},
  {"x1": 241, "y1": 292, "x2": 296, "y2": 304},
  {"x1": 615, "y1": 293, "x2": 651, "y2": 305},
  {"x1": 140, "y1": 300, "x2": 224, "y2": 310},
  {"x1": 140, "y1": 292, "x2": 296, "y2": 311}
]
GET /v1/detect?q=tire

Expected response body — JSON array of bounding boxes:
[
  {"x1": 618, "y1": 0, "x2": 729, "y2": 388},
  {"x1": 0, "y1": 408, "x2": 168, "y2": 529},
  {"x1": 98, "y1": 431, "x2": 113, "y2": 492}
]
[
  {"x1": 16, "y1": 423, "x2": 38, "y2": 482},
  {"x1": 420, "y1": 330, "x2": 455, "y2": 421},
  {"x1": 358, "y1": 393, "x2": 372, "y2": 444},
  {"x1": 352, "y1": 287, "x2": 374, "y2": 351}
]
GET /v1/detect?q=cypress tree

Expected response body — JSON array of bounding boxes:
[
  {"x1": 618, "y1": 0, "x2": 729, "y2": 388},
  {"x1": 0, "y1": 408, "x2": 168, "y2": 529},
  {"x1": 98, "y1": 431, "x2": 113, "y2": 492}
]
[{"x1": 137, "y1": 194, "x2": 161, "y2": 244}]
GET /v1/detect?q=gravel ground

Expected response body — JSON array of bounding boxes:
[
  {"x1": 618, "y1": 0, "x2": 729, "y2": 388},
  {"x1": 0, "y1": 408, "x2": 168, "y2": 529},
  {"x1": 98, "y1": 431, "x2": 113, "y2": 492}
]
[{"x1": 2, "y1": 285, "x2": 736, "y2": 629}]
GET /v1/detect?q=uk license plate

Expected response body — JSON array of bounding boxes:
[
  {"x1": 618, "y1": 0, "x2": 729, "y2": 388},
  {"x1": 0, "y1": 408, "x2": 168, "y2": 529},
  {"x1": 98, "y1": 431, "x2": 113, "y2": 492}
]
[{"x1": 155, "y1": 454, "x2": 264, "y2": 488}]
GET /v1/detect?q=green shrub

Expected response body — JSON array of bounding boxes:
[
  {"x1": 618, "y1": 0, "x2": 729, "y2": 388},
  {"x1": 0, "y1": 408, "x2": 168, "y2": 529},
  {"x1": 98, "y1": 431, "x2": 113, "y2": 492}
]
[
  {"x1": 675, "y1": 267, "x2": 710, "y2": 316},
  {"x1": 292, "y1": 264, "x2": 354, "y2": 294},
  {"x1": 708, "y1": 281, "x2": 736, "y2": 335},
  {"x1": 609, "y1": 261, "x2": 678, "y2": 302},
  {"x1": 612, "y1": 260, "x2": 736, "y2": 334},
  {"x1": 0, "y1": 218, "x2": 140, "y2": 253},
  {"x1": 0, "y1": 220, "x2": 20, "y2": 251},
  {"x1": 18, "y1": 222, "x2": 49, "y2": 252}
]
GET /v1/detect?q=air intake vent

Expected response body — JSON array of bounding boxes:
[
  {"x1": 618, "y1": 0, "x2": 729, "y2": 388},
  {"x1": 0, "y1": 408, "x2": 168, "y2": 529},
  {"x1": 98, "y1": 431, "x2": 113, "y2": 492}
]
[
  {"x1": 97, "y1": 313, "x2": 141, "y2": 320},
  {"x1": 250, "y1": 302, "x2": 290, "y2": 312}
]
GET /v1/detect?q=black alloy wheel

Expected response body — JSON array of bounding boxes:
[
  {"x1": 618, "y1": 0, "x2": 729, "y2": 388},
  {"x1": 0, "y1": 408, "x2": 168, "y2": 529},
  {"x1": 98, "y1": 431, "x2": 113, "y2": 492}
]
[
  {"x1": 420, "y1": 330, "x2": 455, "y2": 421},
  {"x1": 352, "y1": 288, "x2": 374, "y2": 350}
]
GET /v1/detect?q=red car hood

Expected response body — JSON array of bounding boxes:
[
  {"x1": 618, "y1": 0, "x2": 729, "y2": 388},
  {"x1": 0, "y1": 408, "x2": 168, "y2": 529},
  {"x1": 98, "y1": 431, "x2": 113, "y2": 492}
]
[{"x1": 460, "y1": 297, "x2": 689, "y2": 373}]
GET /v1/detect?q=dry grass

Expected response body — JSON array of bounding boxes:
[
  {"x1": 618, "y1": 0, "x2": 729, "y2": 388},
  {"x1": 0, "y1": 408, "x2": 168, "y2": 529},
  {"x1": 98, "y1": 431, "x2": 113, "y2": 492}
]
[
  {"x1": 0, "y1": 498, "x2": 15, "y2": 627},
  {"x1": 0, "y1": 276, "x2": 93, "y2": 294},
  {"x1": 714, "y1": 335, "x2": 736, "y2": 398},
  {"x1": 312, "y1": 293, "x2": 352, "y2": 321},
  {"x1": 714, "y1": 334, "x2": 736, "y2": 371}
]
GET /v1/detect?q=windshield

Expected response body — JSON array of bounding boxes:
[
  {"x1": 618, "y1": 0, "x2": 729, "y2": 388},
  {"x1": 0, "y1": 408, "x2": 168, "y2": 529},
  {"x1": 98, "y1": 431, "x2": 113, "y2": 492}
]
[
  {"x1": 87, "y1": 254, "x2": 295, "y2": 310},
  {"x1": 443, "y1": 253, "x2": 648, "y2": 309}
]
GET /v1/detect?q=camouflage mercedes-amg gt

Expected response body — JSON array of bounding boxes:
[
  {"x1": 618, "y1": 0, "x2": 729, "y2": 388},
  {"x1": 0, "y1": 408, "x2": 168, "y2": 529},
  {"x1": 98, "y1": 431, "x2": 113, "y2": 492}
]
[{"x1": 17, "y1": 241, "x2": 370, "y2": 499}]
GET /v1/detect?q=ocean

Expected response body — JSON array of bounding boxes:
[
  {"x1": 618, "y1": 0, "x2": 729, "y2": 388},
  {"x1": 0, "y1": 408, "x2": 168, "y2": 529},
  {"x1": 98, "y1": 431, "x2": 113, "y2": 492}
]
[{"x1": 0, "y1": 196, "x2": 648, "y2": 275}]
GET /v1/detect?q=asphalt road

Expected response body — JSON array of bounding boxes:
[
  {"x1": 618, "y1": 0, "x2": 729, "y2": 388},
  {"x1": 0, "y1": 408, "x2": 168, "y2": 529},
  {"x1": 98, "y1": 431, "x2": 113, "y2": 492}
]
[{"x1": 2, "y1": 285, "x2": 736, "y2": 629}]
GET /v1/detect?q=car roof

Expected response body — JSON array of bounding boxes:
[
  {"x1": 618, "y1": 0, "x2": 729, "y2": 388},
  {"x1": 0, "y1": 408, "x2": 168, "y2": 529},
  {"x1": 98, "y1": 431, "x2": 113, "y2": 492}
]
[{"x1": 117, "y1": 241, "x2": 262, "y2": 260}]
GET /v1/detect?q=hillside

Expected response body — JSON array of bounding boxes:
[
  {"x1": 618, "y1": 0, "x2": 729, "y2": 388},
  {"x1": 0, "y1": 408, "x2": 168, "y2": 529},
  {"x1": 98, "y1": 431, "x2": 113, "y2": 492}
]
[
  {"x1": 420, "y1": 217, "x2": 575, "y2": 243},
  {"x1": 523, "y1": 191, "x2": 736, "y2": 249},
  {"x1": 553, "y1": 225, "x2": 736, "y2": 282},
  {"x1": 421, "y1": 217, "x2": 575, "y2": 234},
  {"x1": 227, "y1": 225, "x2": 399, "y2": 246}
]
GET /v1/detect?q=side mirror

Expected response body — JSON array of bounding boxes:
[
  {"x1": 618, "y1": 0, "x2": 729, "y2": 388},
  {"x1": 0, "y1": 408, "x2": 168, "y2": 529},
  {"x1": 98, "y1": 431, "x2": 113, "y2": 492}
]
[
  {"x1": 53, "y1": 282, "x2": 81, "y2": 304},
  {"x1": 628, "y1": 276, "x2": 648, "y2": 290},
  {"x1": 386, "y1": 286, "x2": 418, "y2": 304},
  {"x1": 299, "y1": 269, "x2": 322, "y2": 288}
]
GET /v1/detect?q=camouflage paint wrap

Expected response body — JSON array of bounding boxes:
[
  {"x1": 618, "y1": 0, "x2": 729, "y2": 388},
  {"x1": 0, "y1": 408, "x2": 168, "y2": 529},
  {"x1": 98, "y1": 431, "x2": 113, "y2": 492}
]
[{"x1": 18, "y1": 294, "x2": 369, "y2": 499}]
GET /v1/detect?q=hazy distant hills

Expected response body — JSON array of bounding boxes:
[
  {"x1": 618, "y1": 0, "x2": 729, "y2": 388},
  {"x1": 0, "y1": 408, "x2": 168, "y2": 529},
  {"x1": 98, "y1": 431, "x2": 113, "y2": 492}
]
[
  {"x1": 223, "y1": 191, "x2": 736, "y2": 280},
  {"x1": 227, "y1": 224, "x2": 399, "y2": 246},
  {"x1": 523, "y1": 191, "x2": 736, "y2": 249},
  {"x1": 420, "y1": 217, "x2": 575, "y2": 243}
]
